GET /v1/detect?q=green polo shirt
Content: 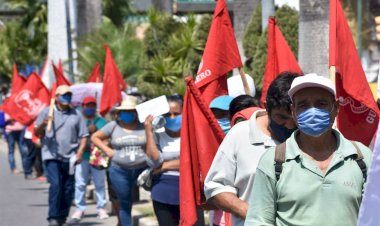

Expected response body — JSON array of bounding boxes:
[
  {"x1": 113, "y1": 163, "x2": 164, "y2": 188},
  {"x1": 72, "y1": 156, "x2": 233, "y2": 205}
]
[{"x1": 245, "y1": 129, "x2": 372, "y2": 226}]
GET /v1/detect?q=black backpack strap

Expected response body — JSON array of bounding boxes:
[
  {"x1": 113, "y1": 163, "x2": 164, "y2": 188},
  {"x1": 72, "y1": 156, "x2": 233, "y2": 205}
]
[
  {"x1": 274, "y1": 142, "x2": 286, "y2": 181},
  {"x1": 350, "y1": 141, "x2": 367, "y2": 181}
]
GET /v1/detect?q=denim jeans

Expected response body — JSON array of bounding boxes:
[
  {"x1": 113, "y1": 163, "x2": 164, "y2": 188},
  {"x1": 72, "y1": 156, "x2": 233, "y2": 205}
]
[
  {"x1": 109, "y1": 165, "x2": 145, "y2": 226},
  {"x1": 6, "y1": 130, "x2": 28, "y2": 171},
  {"x1": 74, "y1": 160, "x2": 106, "y2": 211},
  {"x1": 45, "y1": 160, "x2": 75, "y2": 221}
]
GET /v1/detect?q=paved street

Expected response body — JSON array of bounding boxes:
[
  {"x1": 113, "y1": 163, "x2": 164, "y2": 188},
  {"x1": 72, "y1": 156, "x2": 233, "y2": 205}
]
[{"x1": 0, "y1": 139, "x2": 118, "y2": 226}]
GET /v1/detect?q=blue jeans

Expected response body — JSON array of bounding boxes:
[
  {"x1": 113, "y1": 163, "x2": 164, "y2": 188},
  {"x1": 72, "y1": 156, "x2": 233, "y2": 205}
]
[
  {"x1": 45, "y1": 160, "x2": 75, "y2": 221},
  {"x1": 6, "y1": 130, "x2": 28, "y2": 171},
  {"x1": 109, "y1": 165, "x2": 145, "y2": 226},
  {"x1": 74, "y1": 160, "x2": 106, "y2": 211}
]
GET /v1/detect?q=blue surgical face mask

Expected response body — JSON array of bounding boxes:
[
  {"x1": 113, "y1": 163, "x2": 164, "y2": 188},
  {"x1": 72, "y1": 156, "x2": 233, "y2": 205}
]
[
  {"x1": 165, "y1": 115, "x2": 182, "y2": 132},
  {"x1": 118, "y1": 111, "x2": 136, "y2": 124},
  {"x1": 83, "y1": 107, "x2": 96, "y2": 117},
  {"x1": 58, "y1": 94, "x2": 72, "y2": 105},
  {"x1": 296, "y1": 107, "x2": 331, "y2": 137},
  {"x1": 269, "y1": 120, "x2": 295, "y2": 142},
  {"x1": 217, "y1": 117, "x2": 231, "y2": 134}
]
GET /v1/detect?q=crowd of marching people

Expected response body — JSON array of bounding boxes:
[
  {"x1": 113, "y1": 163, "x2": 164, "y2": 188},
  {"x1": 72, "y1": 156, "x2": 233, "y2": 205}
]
[{"x1": 0, "y1": 71, "x2": 375, "y2": 226}]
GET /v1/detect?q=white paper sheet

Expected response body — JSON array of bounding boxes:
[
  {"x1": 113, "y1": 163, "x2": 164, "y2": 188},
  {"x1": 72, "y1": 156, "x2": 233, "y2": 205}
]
[{"x1": 136, "y1": 95, "x2": 170, "y2": 123}]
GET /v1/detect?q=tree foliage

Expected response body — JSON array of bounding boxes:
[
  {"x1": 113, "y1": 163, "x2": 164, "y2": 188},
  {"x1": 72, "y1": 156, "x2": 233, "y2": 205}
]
[
  {"x1": 76, "y1": 8, "x2": 211, "y2": 97},
  {"x1": 0, "y1": 0, "x2": 47, "y2": 79},
  {"x1": 243, "y1": 4, "x2": 299, "y2": 91},
  {"x1": 76, "y1": 18, "x2": 144, "y2": 84}
]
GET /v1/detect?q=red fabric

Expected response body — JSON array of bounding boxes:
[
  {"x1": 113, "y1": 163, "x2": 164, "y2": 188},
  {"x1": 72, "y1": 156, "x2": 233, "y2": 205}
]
[
  {"x1": 11, "y1": 64, "x2": 26, "y2": 95},
  {"x1": 224, "y1": 212, "x2": 232, "y2": 226},
  {"x1": 87, "y1": 62, "x2": 102, "y2": 83},
  {"x1": 51, "y1": 62, "x2": 72, "y2": 98},
  {"x1": 100, "y1": 45, "x2": 124, "y2": 116},
  {"x1": 260, "y1": 17, "x2": 302, "y2": 107},
  {"x1": 230, "y1": 107, "x2": 262, "y2": 127},
  {"x1": 194, "y1": 0, "x2": 242, "y2": 90},
  {"x1": 180, "y1": 77, "x2": 225, "y2": 226},
  {"x1": 329, "y1": 0, "x2": 379, "y2": 146},
  {"x1": 104, "y1": 45, "x2": 127, "y2": 90},
  {"x1": 180, "y1": 1, "x2": 242, "y2": 225},
  {"x1": 2, "y1": 73, "x2": 50, "y2": 125}
]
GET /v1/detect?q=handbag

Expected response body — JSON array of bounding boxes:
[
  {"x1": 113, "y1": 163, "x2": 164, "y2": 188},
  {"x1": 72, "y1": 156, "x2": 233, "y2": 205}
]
[
  {"x1": 89, "y1": 145, "x2": 110, "y2": 170},
  {"x1": 137, "y1": 168, "x2": 154, "y2": 191}
]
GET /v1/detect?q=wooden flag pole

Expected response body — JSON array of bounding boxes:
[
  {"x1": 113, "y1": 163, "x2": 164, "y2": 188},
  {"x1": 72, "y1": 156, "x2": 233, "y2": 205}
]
[
  {"x1": 329, "y1": 66, "x2": 336, "y2": 82},
  {"x1": 46, "y1": 98, "x2": 55, "y2": 131},
  {"x1": 239, "y1": 67, "x2": 251, "y2": 95}
]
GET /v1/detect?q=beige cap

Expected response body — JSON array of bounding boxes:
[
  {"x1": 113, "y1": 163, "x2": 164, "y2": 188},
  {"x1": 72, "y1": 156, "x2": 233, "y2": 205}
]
[
  {"x1": 115, "y1": 95, "x2": 138, "y2": 110},
  {"x1": 55, "y1": 85, "x2": 72, "y2": 96}
]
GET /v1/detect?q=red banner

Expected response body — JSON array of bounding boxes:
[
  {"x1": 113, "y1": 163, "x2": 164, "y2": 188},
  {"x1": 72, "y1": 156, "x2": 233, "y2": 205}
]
[{"x1": 329, "y1": 0, "x2": 379, "y2": 145}]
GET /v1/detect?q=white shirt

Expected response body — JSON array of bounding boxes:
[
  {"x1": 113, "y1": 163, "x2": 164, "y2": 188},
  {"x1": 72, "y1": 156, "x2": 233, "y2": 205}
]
[
  {"x1": 155, "y1": 131, "x2": 181, "y2": 176},
  {"x1": 204, "y1": 110, "x2": 279, "y2": 226}
]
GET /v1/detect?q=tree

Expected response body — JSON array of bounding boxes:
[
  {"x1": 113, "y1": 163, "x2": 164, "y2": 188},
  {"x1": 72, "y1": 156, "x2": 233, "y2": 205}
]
[
  {"x1": 0, "y1": 0, "x2": 47, "y2": 79},
  {"x1": 243, "y1": 5, "x2": 299, "y2": 90},
  {"x1": 137, "y1": 8, "x2": 210, "y2": 97},
  {"x1": 75, "y1": 18, "x2": 144, "y2": 84}
]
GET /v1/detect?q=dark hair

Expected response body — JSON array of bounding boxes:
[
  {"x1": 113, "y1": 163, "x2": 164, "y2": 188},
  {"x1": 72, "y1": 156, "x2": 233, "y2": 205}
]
[
  {"x1": 229, "y1": 95, "x2": 259, "y2": 118},
  {"x1": 167, "y1": 94, "x2": 183, "y2": 107},
  {"x1": 266, "y1": 71, "x2": 302, "y2": 114}
]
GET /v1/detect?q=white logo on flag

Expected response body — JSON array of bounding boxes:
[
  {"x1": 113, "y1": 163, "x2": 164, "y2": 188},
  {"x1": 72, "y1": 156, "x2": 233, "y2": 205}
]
[
  {"x1": 14, "y1": 90, "x2": 46, "y2": 117},
  {"x1": 195, "y1": 59, "x2": 212, "y2": 83},
  {"x1": 339, "y1": 96, "x2": 376, "y2": 124}
]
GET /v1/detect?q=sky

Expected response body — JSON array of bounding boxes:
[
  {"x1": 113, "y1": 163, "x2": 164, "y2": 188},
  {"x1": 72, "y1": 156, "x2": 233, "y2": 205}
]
[{"x1": 275, "y1": 0, "x2": 299, "y2": 10}]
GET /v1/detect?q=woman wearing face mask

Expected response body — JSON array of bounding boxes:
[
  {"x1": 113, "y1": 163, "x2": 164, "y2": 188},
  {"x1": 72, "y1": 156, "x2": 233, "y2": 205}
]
[
  {"x1": 143, "y1": 95, "x2": 184, "y2": 226},
  {"x1": 92, "y1": 96, "x2": 147, "y2": 226}
]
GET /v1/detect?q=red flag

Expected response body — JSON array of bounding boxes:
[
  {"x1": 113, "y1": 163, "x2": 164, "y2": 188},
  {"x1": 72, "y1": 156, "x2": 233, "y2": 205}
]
[
  {"x1": 87, "y1": 62, "x2": 102, "y2": 83},
  {"x1": 58, "y1": 59, "x2": 64, "y2": 76},
  {"x1": 194, "y1": 0, "x2": 242, "y2": 97},
  {"x1": 2, "y1": 73, "x2": 50, "y2": 125},
  {"x1": 180, "y1": 78, "x2": 225, "y2": 226},
  {"x1": 104, "y1": 45, "x2": 127, "y2": 90},
  {"x1": 52, "y1": 63, "x2": 71, "y2": 86},
  {"x1": 11, "y1": 64, "x2": 26, "y2": 95},
  {"x1": 100, "y1": 46, "x2": 125, "y2": 116},
  {"x1": 51, "y1": 62, "x2": 72, "y2": 98},
  {"x1": 260, "y1": 17, "x2": 302, "y2": 107},
  {"x1": 329, "y1": 0, "x2": 379, "y2": 146},
  {"x1": 180, "y1": 1, "x2": 241, "y2": 225}
]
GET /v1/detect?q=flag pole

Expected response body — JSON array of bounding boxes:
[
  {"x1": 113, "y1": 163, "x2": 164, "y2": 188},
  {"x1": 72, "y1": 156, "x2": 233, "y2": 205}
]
[
  {"x1": 329, "y1": 66, "x2": 336, "y2": 83},
  {"x1": 239, "y1": 67, "x2": 251, "y2": 95},
  {"x1": 47, "y1": 98, "x2": 55, "y2": 131}
]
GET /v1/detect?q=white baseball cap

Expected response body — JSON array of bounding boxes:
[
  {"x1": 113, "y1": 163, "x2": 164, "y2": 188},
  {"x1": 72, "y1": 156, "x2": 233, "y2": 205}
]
[{"x1": 288, "y1": 73, "x2": 336, "y2": 100}]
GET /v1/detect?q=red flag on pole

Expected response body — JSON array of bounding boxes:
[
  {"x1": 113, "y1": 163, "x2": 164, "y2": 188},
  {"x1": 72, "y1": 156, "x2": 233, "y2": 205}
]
[
  {"x1": 87, "y1": 62, "x2": 102, "y2": 83},
  {"x1": 180, "y1": 78, "x2": 225, "y2": 226},
  {"x1": 51, "y1": 62, "x2": 72, "y2": 98},
  {"x1": 11, "y1": 64, "x2": 26, "y2": 95},
  {"x1": 260, "y1": 17, "x2": 302, "y2": 107},
  {"x1": 104, "y1": 45, "x2": 127, "y2": 90},
  {"x1": 329, "y1": 0, "x2": 379, "y2": 146},
  {"x1": 2, "y1": 73, "x2": 50, "y2": 125},
  {"x1": 100, "y1": 45, "x2": 125, "y2": 116},
  {"x1": 194, "y1": 0, "x2": 242, "y2": 103},
  {"x1": 180, "y1": 0, "x2": 242, "y2": 225}
]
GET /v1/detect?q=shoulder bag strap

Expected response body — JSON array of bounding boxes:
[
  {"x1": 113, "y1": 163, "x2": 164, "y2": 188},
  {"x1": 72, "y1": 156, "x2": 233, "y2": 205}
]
[{"x1": 274, "y1": 142, "x2": 286, "y2": 181}]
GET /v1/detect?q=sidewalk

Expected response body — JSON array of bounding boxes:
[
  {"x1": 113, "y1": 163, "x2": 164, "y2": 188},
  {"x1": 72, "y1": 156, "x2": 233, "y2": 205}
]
[{"x1": 0, "y1": 139, "x2": 158, "y2": 226}]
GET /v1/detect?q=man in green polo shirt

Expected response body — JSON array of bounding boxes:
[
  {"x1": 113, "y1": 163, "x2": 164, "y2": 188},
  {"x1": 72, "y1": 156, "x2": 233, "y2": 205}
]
[{"x1": 245, "y1": 73, "x2": 372, "y2": 226}]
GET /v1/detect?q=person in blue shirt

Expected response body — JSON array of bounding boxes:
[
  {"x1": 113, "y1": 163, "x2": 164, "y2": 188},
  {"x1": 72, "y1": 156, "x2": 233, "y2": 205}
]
[{"x1": 71, "y1": 96, "x2": 109, "y2": 222}]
